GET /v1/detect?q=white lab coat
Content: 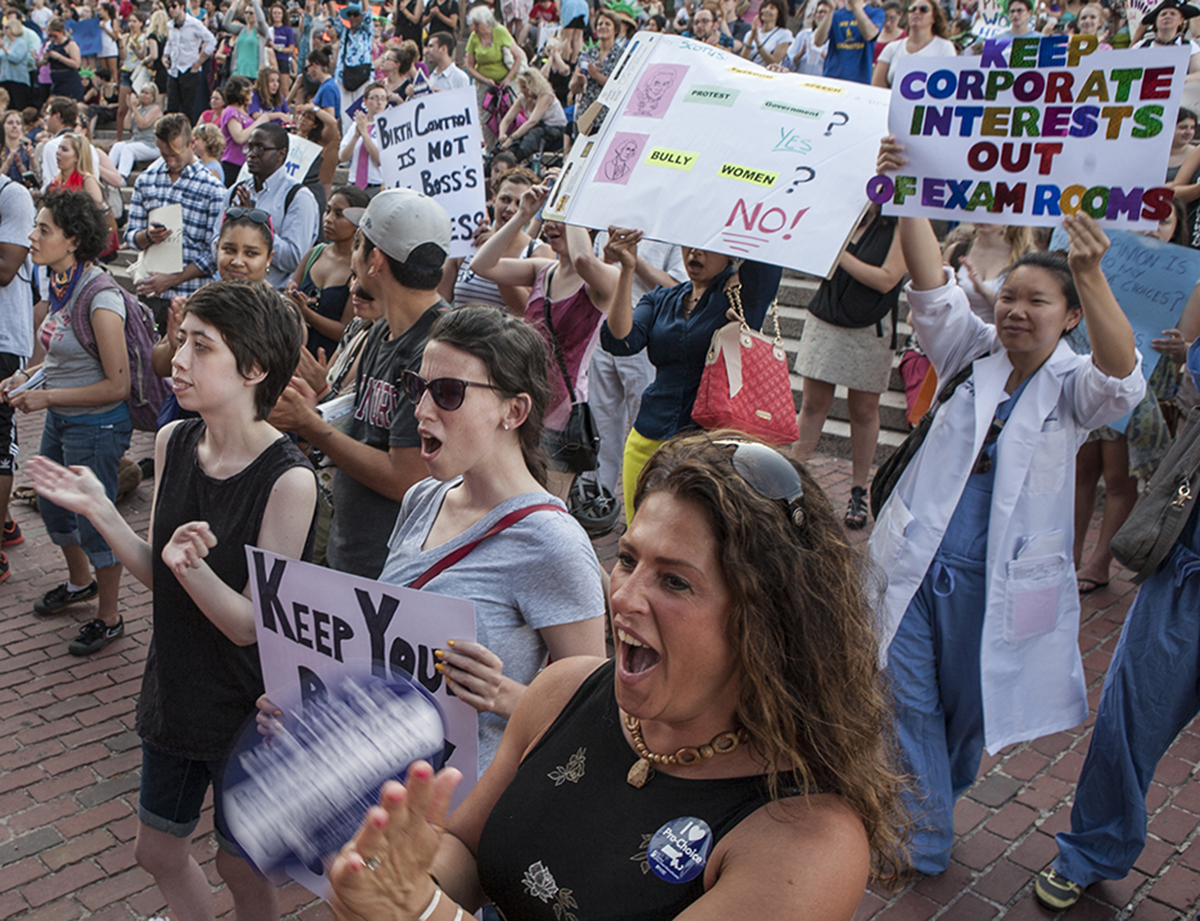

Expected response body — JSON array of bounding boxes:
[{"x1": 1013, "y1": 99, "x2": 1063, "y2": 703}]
[{"x1": 870, "y1": 268, "x2": 1145, "y2": 754}]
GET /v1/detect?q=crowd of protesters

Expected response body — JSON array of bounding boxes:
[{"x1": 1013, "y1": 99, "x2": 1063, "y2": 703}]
[{"x1": 1, "y1": 0, "x2": 1200, "y2": 919}]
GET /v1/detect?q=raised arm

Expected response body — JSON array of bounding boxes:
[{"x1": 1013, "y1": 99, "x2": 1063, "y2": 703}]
[
  {"x1": 600, "y1": 227, "x2": 642, "y2": 338},
  {"x1": 471, "y1": 184, "x2": 552, "y2": 287},
  {"x1": 1168, "y1": 144, "x2": 1200, "y2": 202},
  {"x1": 879, "y1": 137, "x2": 945, "y2": 291},
  {"x1": 566, "y1": 223, "x2": 620, "y2": 309},
  {"x1": 1064, "y1": 213, "x2": 1137, "y2": 379}
]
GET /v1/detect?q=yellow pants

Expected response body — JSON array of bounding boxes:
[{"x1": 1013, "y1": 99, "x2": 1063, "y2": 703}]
[{"x1": 622, "y1": 428, "x2": 667, "y2": 524}]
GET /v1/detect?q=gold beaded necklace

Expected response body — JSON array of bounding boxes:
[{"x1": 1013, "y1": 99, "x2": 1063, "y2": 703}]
[{"x1": 624, "y1": 714, "x2": 747, "y2": 788}]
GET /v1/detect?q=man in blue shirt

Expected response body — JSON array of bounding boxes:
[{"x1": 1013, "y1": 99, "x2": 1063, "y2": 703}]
[
  {"x1": 306, "y1": 47, "x2": 340, "y2": 119},
  {"x1": 223, "y1": 123, "x2": 320, "y2": 290},
  {"x1": 813, "y1": 0, "x2": 884, "y2": 84}
]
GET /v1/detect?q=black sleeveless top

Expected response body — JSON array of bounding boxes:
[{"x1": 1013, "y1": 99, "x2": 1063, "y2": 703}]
[
  {"x1": 476, "y1": 661, "x2": 800, "y2": 921},
  {"x1": 807, "y1": 215, "x2": 902, "y2": 345},
  {"x1": 135, "y1": 419, "x2": 317, "y2": 761}
]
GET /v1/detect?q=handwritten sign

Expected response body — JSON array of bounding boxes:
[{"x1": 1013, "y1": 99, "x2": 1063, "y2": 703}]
[
  {"x1": 544, "y1": 32, "x2": 891, "y2": 278},
  {"x1": 1050, "y1": 227, "x2": 1200, "y2": 432},
  {"x1": 236, "y1": 133, "x2": 323, "y2": 187},
  {"x1": 973, "y1": 0, "x2": 1009, "y2": 39},
  {"x1": 872, "y1": 39, "x2": 1189, "y2": 229},
  {"x1": 375, "y1": 86, "x2": 486, "y2": 259},
  {"x1": 66, "y1": 19, "x2": 102, "y2": 57}
]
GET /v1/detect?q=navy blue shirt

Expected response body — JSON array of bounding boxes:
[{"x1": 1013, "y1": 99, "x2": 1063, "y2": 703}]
[
  {"x1": 823, "y1": 6, "x2": 885, "y2": 84},
  {"x1": 313, "y1": 77, "x2": 341, "y2": 118},
  {"x1": 601, "y1": 260, "x2": 782, "y2": 441}
]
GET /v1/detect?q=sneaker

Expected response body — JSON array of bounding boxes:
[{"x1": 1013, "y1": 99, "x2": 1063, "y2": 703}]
[
  {"x1": 2, "y1": 519, "x2": 22, "y2": 546},
  {"x1": 0, "y1": 552, "x2": 8, "y2": 585},
  {"x1": 1035, "y1": 867, "x2": 1083, "y2": 910},
  {"x1": 34, "y1": 581, "x2": 99, "y2": 616},
  {"x1": 68, "y1": 617, "x2": 124, "y2": 656}
]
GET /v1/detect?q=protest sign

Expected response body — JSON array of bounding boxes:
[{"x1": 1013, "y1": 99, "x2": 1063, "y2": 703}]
[
  {"x1": 973, "y1": 0, "x2": 1009, "y2": 39},
  {"x1": 246, "y1": 546, "x2": 480, "y2": 896},
  {"x1": 375, "y1": 86, "x2": 487, "y2": 258},
  {"x1": 543, "y1": 32, "x2": 891, "y2": 278},
  {"x1": 871, "y1": 39, "x2": 1189, "y2": 228},
  {"x1": 237, "y1": 133, "x2": 322, "y2": 186},
  {"x1": 1048, "y1": 227, "x2": 1200, "y2": 432},
  {"x1": 67, "y1": 19, "x2": 102, "y2": 57}
]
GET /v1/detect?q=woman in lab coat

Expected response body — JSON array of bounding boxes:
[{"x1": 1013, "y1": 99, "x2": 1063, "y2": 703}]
[{"x1": 871, "y1": 137, "x2": 1146, "y2": 876}]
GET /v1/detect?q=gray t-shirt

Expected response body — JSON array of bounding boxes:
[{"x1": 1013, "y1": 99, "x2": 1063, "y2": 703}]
[
  {"x1": 0, "y1": 179, "x2": 35, "y2": 358},
  {"x1": 40, "y1": 266, "x2": 127, "y2": 416},
  {"x1": 379, "y1": 477, "x2": 606, "y2": 772}
]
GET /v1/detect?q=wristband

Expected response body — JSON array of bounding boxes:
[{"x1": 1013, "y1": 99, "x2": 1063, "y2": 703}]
[{"x1": 418, "y1": 886, "x2": 442, "y2": 921}]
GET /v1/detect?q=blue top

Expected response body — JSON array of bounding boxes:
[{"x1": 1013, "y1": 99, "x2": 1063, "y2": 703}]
[
  {"x1": 0, "y1": 35, "x2": 30, "y2": 84},
  {"x1": 600, "y1": 260, "x2": 782, "y2": 440},
  {"x1": 823, "y1": 6, "x2": 885, "y2": 84},
  {"x1": 313, "y1": 77, "x2": 340, "y2": 118}
]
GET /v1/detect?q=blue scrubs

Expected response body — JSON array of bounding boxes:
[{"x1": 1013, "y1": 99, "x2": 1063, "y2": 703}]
[
  {"x1": 1051, "y1": 363, "x2": 1200, "y2": 887},
  {"x1": 886, "y1": 378, "x2": 1029, "y2": 875}
]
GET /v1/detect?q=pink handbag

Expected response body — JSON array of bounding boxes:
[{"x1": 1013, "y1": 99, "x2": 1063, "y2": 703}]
[{"x1": 691, "y1": 288, "x2": 798, "y2": 446}]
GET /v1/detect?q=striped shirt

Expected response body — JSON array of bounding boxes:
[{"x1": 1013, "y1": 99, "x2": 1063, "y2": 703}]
[{"x1": 126, "y1": 159, "x2": 226, "y2": 298}]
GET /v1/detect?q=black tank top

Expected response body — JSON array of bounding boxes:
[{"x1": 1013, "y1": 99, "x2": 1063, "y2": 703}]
[
  {"x1": 476, "y1": 661, "x2": 799, "y2": 921},
  {"x1": 135, "y1": 419, "x2": 317, "y2": 760}
]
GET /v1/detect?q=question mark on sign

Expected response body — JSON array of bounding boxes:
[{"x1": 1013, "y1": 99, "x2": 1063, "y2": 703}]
[
  {"x1": 824, "y1": 111, "x2": 849, "y2": 136},
  {"x1": 786, "y1": 166, "x2": 816, "y2": 193}
]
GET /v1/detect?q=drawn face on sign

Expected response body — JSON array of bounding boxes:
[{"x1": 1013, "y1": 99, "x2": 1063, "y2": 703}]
[
  {"x1": 597, "y1": 131, "x2": 649, "y2": 185},
  {"x1": 630, "y1": 64, "x2": 688, "y2": 118}
]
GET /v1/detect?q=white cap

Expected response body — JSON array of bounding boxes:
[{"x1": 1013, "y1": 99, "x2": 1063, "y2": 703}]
[{"x1": 345, "y1": 189, "x2": 451, "y2": 269}]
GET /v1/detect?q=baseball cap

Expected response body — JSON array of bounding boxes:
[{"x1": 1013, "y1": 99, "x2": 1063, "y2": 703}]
[
  {"x1": 345, "y1": 189, "x2": 451, "y2": 269},
  {"x1": 343, "y1": 3, "x2": 363, "y2": 14}
]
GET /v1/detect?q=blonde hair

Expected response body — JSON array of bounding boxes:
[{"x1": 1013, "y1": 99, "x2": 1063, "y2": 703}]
[
  {"x1": 149, "y1": 8, "x2": 169, "y2": 33},
  {"x1": 192, "y1": 123, "x2": 223, "y2": 159},
  {"x1": 515, "y1": 66, "x2": 553, "y2": 99},
  {"x1": 59, "y1": 133, "x2": 97, "y2": 180}
]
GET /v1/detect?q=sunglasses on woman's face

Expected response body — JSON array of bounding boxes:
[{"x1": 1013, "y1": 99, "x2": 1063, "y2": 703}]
[
  {"x1": 909, "y1": 5, "x2": 932, "y2": 12},
  {"x1": 399, "y1": 369, "x2": 505, "y2": 411}
]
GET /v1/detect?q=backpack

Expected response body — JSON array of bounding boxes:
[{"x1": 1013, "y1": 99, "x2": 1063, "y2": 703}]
[{"x1": 70, "y1": 272, "x2": 171, "y2": 431}]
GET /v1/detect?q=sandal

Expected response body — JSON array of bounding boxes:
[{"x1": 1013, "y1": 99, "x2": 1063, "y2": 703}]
[{"x1": 845, "y1": 485, "x2": 869, "y2": 530}]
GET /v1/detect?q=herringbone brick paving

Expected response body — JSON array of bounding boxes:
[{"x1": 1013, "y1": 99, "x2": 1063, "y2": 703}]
[{"x1": 1, "y1": 407, "x2": 1197, "y2": 919}]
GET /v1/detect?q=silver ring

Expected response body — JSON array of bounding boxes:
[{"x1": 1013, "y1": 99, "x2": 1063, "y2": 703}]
[{"x1": 363, "y1": 855, "x2": 382, "y2": 871}]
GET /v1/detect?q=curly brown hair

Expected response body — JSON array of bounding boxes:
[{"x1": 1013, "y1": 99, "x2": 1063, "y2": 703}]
[{"x1": 634, "y1": 432, "x2": 910, "y2": 884}]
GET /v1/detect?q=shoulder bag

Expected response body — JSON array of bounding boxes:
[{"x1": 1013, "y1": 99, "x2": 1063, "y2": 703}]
[
  {"x1": 543, "y1": 265, "x2": 600, "y2": 473},
  {"x1": 691, "y1": 284, "x2": 798, "y2": 446},
  {"x1": 869, "y1": 355, "x2": 979, "y2": 520},
  {"x1": 1111, "y1": 404, "x2": 1200, "y2": 583}
]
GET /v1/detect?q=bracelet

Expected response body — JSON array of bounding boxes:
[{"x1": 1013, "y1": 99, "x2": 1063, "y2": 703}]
[
  {"x1": 418, "y1": 886, "x2": 442, "y2": 921},
  {"x1": 451, "y1": 910, "x2": 463, "y2": 921}
]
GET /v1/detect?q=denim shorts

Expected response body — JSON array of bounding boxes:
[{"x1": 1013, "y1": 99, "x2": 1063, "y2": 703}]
[
  {"x1": 38, "y1": 407, "x2": 132, "y2": 569},
  {"x1": 138, "y1": 741, "x2": 241, "y2": 855}
]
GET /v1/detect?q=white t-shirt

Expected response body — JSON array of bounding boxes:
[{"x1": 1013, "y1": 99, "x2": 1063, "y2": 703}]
[
  {"x1": 31, "y1": 7, "x2": 52, "y2": 30},
  {"x1": 877, "y1": 35, "x2": 958, "y2": 86},
  {"x1": 748, "y1": 26, "x2": 794, "y2": 65},
  {"x1": 348, "y1": 124, "x2": 383, "y2": 186},
  {"x1": 0, "y1": 179, "x2": 35, "y2": 358}
]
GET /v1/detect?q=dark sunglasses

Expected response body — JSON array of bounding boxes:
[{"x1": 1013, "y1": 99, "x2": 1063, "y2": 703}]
[
  {"x1": 715, "y1": 439, "x2": 805, "y2": 528},
  {"x1": 908, "y1": 5, "x2": 932, "y2": 11},
  {"x1": 224, "y1": 207, "x2": 274, "y2": 232},
  {"x1": 399, "y1": 369, "x2": 505, "y2": 411}
]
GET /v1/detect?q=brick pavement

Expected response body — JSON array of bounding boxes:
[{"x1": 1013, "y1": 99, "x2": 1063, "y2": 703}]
[{"x1": 1, "y1": 411, "x2": 1198, "y2": 920}]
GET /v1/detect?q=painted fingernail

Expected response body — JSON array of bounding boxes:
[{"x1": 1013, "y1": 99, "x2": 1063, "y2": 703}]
[
  {"x1": 373, "y1": 814, "x2": 387, "y2": 828},
  {"x1": 434, "y1": 648, "x2": 444, "y2": 659},
  {"x1": 447, "y1": 639, "x2": 455, "y2": 647},
  {"x1": 273, "y1": 710, "x2": 282, "y2": 717},
  {"x1": 435, "y1": 663, "x2": 445, "y2": 673}
]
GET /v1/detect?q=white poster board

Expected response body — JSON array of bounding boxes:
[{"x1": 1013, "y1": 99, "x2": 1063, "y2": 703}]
[
  {"x1": 144, "y1": 203, "x2": 183, "y2": 275},
  {"x1": 246, "y1": 546, "x2": 480, "y2": 894},
  {"x1": 543, "y1": 32, "x2": 891, "y2": 278},
  {"x1": 237, "y1": 133, "x2": 324, "y2": 186},
  {"x1": 375, "y1": 87, "x2": 487, "y2": 258},
  {"x1": 872, "y1": 39, "x2": 1188, "y2": 228}
]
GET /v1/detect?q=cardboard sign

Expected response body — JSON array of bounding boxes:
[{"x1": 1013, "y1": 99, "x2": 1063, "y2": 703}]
[
  {"x1": 236, "y1": 133, "x2": 323, "y2": 186},
  {"x1": 375, "y1": 86, "x2": 487, "y2": 258},
  {"x1": 543, "y1": 32, "x2": 891, "y2": 278},
  {"x1": 872, "y1": 39, "x2": 1188, "y2": 228}
]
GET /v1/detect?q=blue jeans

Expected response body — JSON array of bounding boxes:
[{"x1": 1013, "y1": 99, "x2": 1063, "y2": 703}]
[{"x1": 38, "y1": 407, "x2": 132, "y2": 570}]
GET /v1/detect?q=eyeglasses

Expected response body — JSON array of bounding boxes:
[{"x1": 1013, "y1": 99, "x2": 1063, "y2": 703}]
[
  {"x1": 246, "y1": 142, "x2": 284, "y2": 153},
  {"x1": 715, "y1": 439, "x2": 805, "y2": 528},
  {"x1": 399, "y1": 370, "x2": 506, "y2": 411},
  {"x1": 908, "y1": 5, "x2": 932, "y2": 11},
  {"x1": 224, "y1": 207, "x2": 274, "y2": 232}
]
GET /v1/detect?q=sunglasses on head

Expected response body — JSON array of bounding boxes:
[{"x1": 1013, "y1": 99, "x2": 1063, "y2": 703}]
[
  {"x1": 224, "y1": 207, "x2": 274, "y2": 233},
  {"x1": 715, "y1": 439, "x2": 806, "y2": 528},
  {"x1": 399, "y1": 369, "x2": 506, "y2": 411}
]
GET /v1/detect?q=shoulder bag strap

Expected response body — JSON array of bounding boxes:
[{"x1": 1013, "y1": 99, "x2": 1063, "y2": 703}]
[
  {"x1": 69, "y1": 271, "x2": 117, "y2": 362},
  {"x1": 408, "y1": 502, "x2": 565, "y2": 589},
  {"x1": 302, "y1": 242, "x2": 326, "y2": 284},
  {"x1": 542, "y1": 264, "x2": 579, "y2": 405}
]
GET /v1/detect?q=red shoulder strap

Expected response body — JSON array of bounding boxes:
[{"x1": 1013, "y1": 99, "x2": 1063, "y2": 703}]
[{"x1": 408, "y1": 503, "x2": 565, "y2": 590}]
